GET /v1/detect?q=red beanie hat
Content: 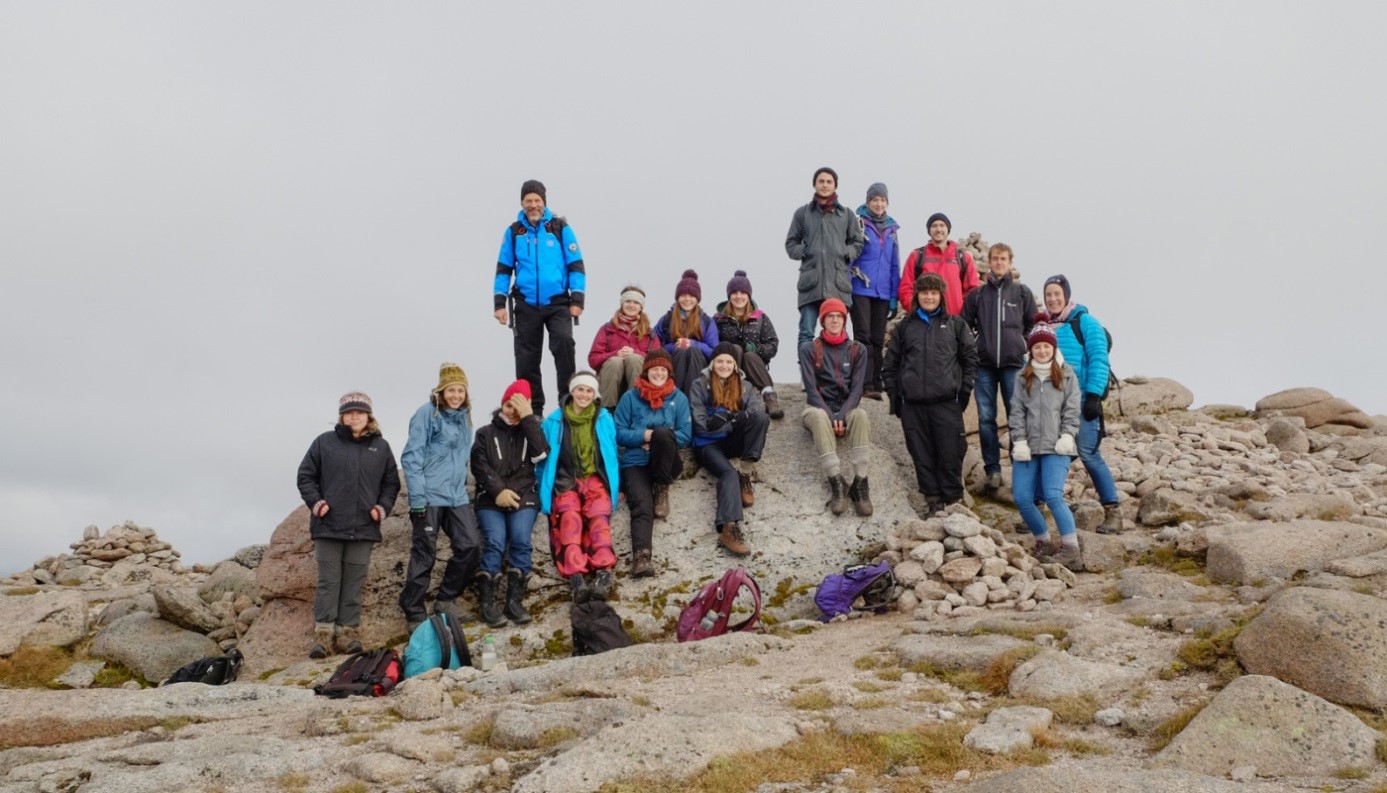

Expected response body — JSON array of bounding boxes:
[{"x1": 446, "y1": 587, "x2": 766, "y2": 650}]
[
  {"x1": 502, "y1": 379, "x2": 531, "y2": 404},
  {"x1": 818, "y1": 298, "x2": 848, "y2": 324}
]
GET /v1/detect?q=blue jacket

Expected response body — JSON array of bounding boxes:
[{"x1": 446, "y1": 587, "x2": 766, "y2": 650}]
[
  {"x1": 652, "y1": 307, "x2": 719, "y2": 359},
  {"x1": 612, "y1": 386, "x2": 692, "y2": 468},
  {"x1": 537, "y1": 401, "x2": 620, "y2": 514},
  {"x1": 493, "y1": 207, "x2": 586, "y2": 310},
  {"x1": 1051, "y1": 305, "x2": 1111, "y2": 398},
  {"x1": 401, "y1": 402, "x2": 473, "y2": 508},
  {"x1": 850, "y1": 207, "x2": 900, "y2": 301}
]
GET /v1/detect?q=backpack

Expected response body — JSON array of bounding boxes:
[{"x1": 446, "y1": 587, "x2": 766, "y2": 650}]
[
  {"x1": 314, "y1": 648, "x2": 402, "y2": 698},
  {"x1": 161, "y1": 648, "x2": 243, "y2": 686},
  {"x1": 402, "y1": 613, "x2": 473, "y2": 679},
  {"x1": 571, "y1": 600, "x2": 633, "y2": 656},
  {"x1": 676, "y1": 567, "x2": 762, "y2": 642},
  {"x1": 1068, "y1": 316, "x2": 1118, "y2": 399},
  {"x1": 909, "y1": 246, "x2": 971, "y2": 291},
  {"x1": 814, "y1": 561, "x2": 900, "y2": 622}
]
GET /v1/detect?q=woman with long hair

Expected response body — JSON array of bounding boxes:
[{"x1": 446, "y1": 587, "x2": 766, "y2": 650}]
[
  {"x1": 689, "y1": 342, "x2": 769, "y2": 558},
  {"x1": 713, "y1": 270, "x2": 784, "y2": 419},
  {"x1": 588, "y1": 285, "x2": 660, "y2": 406},
  {"x1": 653, "y1": 269, "x2": 719, "y2": 396}
]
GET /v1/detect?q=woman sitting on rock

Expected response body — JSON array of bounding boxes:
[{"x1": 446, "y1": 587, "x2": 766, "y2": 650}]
[
  {"x1": 588, "y1": 285, "x2": 661, "y2": 407},
  {"x1": 690, "y1": 342, "x2": 770, "y2": 558},
  {"x1": 1008, "y1": 324, "x2": 1083, "y2": 571},
  {"x1": 653, "y1": 269, "x2": 719, "y2": 397},
  {"x1": 296, "y1": 391, "x2": 400, "y2": 659},
  {"x1": 713, "y1": 270, "x2": 784, "y2": 419},
  {"x1": 613, "y1": 349, "x2": 692, "y2": 578}
]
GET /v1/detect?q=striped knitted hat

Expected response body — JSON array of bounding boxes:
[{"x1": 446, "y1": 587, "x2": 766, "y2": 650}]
[{"x1": 338, "y1": 391, "x2": 373, "y2": 414}]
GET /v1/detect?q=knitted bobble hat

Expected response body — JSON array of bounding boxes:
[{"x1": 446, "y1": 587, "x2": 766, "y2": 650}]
[
  {"x1": 1027, "y1": 324, "x2": 1058, "y2": 351},
  {"x1": 338, "y1": 391, "x2": 373, "y2": 414},
  {"x1": 818, "y1": 297, "x2": 848, "y2": 323},
  {"x1": 642, "y1": 348, "x2": 673, "y2": 374},
  {"x1": 725, "y1": 270, "x2": 753, "y2": 298},
  {"x1": 675, "y1": 269, "x2": 702, "y2": 302},
  {"x1": 711, "y1": 341, "x2": 742, "y2": 366},
  {"x1": 502, "y1": 379, "x2": 531, "y2": 405},
  {"x1": 433, "y1": 362, "x2": 468, "y2": 395}
]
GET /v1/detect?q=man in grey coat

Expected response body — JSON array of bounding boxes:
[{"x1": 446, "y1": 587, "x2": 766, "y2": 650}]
[{"x1": 785, "y1": 167, "x2": 866, "y2": 346}]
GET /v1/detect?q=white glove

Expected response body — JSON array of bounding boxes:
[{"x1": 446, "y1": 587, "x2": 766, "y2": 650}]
[
  {"x1": 1054, "y1": 433, "x2": 1076, "y2": 456},
  {"x1": 1011, "y1": 440, "x2": 1031, "y2": 462}
]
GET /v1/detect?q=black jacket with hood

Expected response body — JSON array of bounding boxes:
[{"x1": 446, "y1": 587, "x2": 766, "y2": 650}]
[
  {"x1": 470, "y1": 410, "x2": 549, "y2": 511},
  {"x1": 883, "y1": 309, "x2": 979, "y2": 408},
  {"x1": 297, "y1": 423, "x2": 401, "y2": 543},
  {"x1": 961, "y1": 274, "x2": 1037, "y2": 369}
]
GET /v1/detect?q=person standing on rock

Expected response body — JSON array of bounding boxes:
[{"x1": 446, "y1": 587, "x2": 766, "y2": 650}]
[
  {"x1": 470, "y1": 379, "x2": 549, "y2": 627},
  {"x1": 296, "y1": 391, "x2": 400, "y2": 659},
  {"x1": 786, "y1": 166, "x2": 866, "y2": 346},
  {"x1": 690, "y1": 342, "x2": 770, "y2": 557},
  {"x1": 713, "y1": 270, "x2": 784, "y2": 419},
  {"x1": 1008, "y1": 324, "x2": 1083, "y2": 570},
  {"x1": 883, "y1": 274, "x2": 978, "y2": 516},
  {"x1": 897, "y1": 212, "x2": 979, "y2": 315},
  {"x1": 493, "y1": 179, "x2": 585, "y2": 417},
  {"x1": 538, "y1": 372, "x2": 620, "y2": 603},
  {"x1": 588, "y1": 285, "x2": 661, "y2": 407},
  {"x1": 399, "y1": 363, "x2": 484, "y2": 633},
  {"x1": 961, "y1": 243, "x2": 1037, "y2": 493},
  {"x1": 1040, "y1": 274, "x2": 1123, "y2": 533},
  {"x1": 652, "y1": 270, "x2": 719, "y2": 397},
  {"x1": 613, "y1": 349, "x2": 692, "y2": 578},
  {"x1": 799, "y1": 298, "x2": 873, "y2": 517},
  {"x1": 848, "y1": 182, "x2": 900, "y2": 400}
]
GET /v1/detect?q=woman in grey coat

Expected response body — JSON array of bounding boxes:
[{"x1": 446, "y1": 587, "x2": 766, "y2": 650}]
[{"x1": 1008, "y1": 324, "x2": 1081, "y2": 570}]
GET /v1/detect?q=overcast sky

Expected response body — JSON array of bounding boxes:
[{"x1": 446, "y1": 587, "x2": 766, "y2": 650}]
[{"x1": 2, "y1": 3, "x2": 1384, "y2": 575}]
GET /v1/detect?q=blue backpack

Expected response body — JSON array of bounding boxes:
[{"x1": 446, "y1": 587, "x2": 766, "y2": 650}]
[
  {"x1": 402, "y1": 613, "x2": 472, "y2": 679},
  {"x1": 814, "y1": 561, "x2": 899, "y2": 622}
]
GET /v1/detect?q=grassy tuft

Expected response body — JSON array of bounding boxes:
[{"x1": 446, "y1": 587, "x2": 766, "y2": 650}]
[
  {"x1": 1174, "y1": 625, "x2": 1245, "y2": 684},
  {"x1": 1378, "y1": 736, "x2": 1387, "y2": 764},
  {"x1": 464, "y1": 714, "x2": 496, "y2": 746},
  {"x1": 853, "y1": 654, "x2": 884, "y2": 670},
  {"x1": 1334, "y1": 766, "x2": 1370, "y2": 780},
  {"x1": 536, "y1": 726, "x2": 580, "y2": 748},
  {"x1": 0, "y1": 716, "x2": 162, "y2": 749},
  {"x1": 4, "y1": 586, "x2": 41, "y2": 596},
  {"x1": 92, "y1": 663, "x2": 148, "y2": 689},
  {"x1": 0, "y1": 645, "x2": 74, "y2": 689},
  {"x1": 875, "y1": 667, "x2": 903, "y2": 681},
  {"x1": 1137, "y1": 545, "x2": 1209, "y2": 581},
  {"x1": 998, "y1": 694, "x2": 1100, "y2": 725},
  {"x1": 275, "y1": 772, "x2": 311, "y2": 791},
  {"x1": 789, "y1": 689, "x2": 834, "y2": 710},
  {"x1": 979, "y1": 646, "x2": 1042, "y2": 695},
  {"x1": 853, "y1": 681, "x2": 888, "y2": 693},
  {"x1": 967, "y1": 624, "x2": 1069, "y2": 643},
  {"x1": 1148, "y1": 701, "x2": 1209, "y2": 752},
  {"x1": 330, "y1": 784, "x2": 368, "y2": 793},
  {"x1": 851, "y1": 696, "x2": 890, "y2": 710}
]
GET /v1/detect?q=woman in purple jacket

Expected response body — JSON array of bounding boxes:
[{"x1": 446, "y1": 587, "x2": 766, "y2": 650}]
[
  {"x1": 652, "y1": 269, "x2": 720, "y2": 398},
  {"x1": 849, "y1": 182, "x2": 900, "y2": 399}
]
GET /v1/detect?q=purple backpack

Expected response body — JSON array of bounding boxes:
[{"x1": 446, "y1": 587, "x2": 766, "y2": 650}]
[
  {"x1": 814, "y1": 561, "x2": 898, "y2": 621},
  {"x1": 677, "y1": 567, "x2": 762, "y2": 642}
]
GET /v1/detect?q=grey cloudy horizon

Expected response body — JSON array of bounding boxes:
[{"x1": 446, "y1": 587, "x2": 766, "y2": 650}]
[{"x1": 2, "y1": 2, "x2": 1384, "y2": 575}]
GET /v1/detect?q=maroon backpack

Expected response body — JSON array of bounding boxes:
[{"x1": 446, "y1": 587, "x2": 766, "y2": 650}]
[{"x1": 677, "y1": 567, "x2": 762, "y2": 642}]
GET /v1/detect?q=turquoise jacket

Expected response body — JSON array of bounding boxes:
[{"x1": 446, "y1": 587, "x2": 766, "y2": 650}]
[
  {"x1": 1050, "y1": 304, "x2": 1111, "y2": 397},
  {"x1": 612, "y1": 386, "x2": 692, "y2": 468},
  {"x1": 538, "y1": 398, "x2": 620, "y2": 514},
  {"x1": 401, "y1": 401, "x2": 473, "y2": 508}
]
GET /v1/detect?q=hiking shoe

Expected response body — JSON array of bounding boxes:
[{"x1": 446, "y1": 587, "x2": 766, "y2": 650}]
[
  {"x1": 1030, "y1": 536, "x2": 1059, "y2": 560},
  {"x1": 591, "y1": 569, "x2": 614, "y2": 601},
  {"x1": 764, "y1": 390, "x2": 785, "y2": 420},
  {"x1": 474, "y1": 572, "x2": 506, "y2": 628},
  {"x1": 503, "y1": 569, "x2": 533, "y2": 625},
  {"x1": 309, "y1": 624, "x2": 334, "y2": 659},
  {"x1": 569, "y1": 573, "x2": 592, "y2": 604},
  {"x1": 653, "y1": 483, "x2": 670, "y2": 519},
  {"x1": 739, "y1": 472, "x2": 756, "y2": 507},
  {"x1": 433, "y1": 597, "x2": 469, "y2": 624},
  {"x1": 718, "y1": 522, "x2": 750, "y2": 557},
  {"x1": 984, "y1": 471, "x2": 1003, "y2": 493},
  {"x1": 678, "y1": 447, "x2": 700, "y2": 479},
  {"x1": 1096, "y1": 503, "x2": 1125, "y2": 534},
  {"x1": 631, "y1": 549, "x2": 656, "y2": 578},
  {"x1": 827, "y1": 475, "x2": 850, "y2": 515},
  {"x1": 849, "y1": 476, "x2": 873, "y2": 516},
  {"x1": 1041, "y1": 544, "x2": 1084, "y2": 572},
  {"x1": 334, "y1": 625, "x2": 363, "y2": 655}
]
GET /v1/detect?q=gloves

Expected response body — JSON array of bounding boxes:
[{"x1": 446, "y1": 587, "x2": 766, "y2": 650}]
[
  {"x1": 495, "y1": 489, "x2": 521, "y2": 510},
  {"x1": 887, "y1": 299, "x2": 899, "y2": 320},
  {"x1": 1082, "y1": 393, "x2": 1103, "y2": 421},
  {"x1": 313, "y1": 500, "x2": 329, "y2": 518},
  {"x1": 744, "y1": 342, "x2": 757, "y2": 354},
  {"x1": 409, "y1": 506, "x2": 426, "y2": 519},
  {"x1": 706, "y1": 411, "x2": 730, "y2": 433},
  {"x1": 1054, "y1": 433, "x2": 1077, "y2": 456},
  {"x1": 509, "y1": 393, "x2": 534, "y2": 419},
  {"x1": 1012, "y1": 440, "x2": 1032, "y2": 462}
]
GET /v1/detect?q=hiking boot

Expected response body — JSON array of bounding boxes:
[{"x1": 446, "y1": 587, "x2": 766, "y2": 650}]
[
  {"x1": 1096, "y1": 503, "x2": 1125, "y2": 534},
  {"x1": 631, "y1": 548, "x2": 656, "y2": 578},
  {"x1": 569, "y1": 573, "x2": 592, "y2": 604},
  {"x1": 827, "y1": 475, "x2": 850, "y2": 516},
  {"x1": 653, "y1": 483, "x2": 670, "y2": 519},
  {"x1": 433, "y1": 597, "x2": 469, "y2": 624},
  {"x1": 334, "y1": 625, "x2": 363, "y2": 655},
  {"x1": 849, "y1": 476, "x2": 873, "y2": 516},
  {"x1": 718, "y1": 522, "x2": 750, "y2": 557},
  {"x1": 739, "y1": 472, "x2": 756, "y2": 507},
  {"x1": 1041, "y1": 543, "x2": 1085, "y2": 572},
  {"x1": 678, "y1": 447, "x2": 700, "y2": 479},
  {"x1": 503, "y1": 569, "x2": 533, "y2": 625},
  {"x1": 763, "y1": 390, "x2": 785, "y2": 420},
  {"x1": 475, "y1": 572, "x2": 506, "y2": 628},
  {"x1": 984, "y1": 471, "x2": 1003, "y2": 493},
  {"x1": 309, "y1": 624, "x2": 334, "y2": 659},
  {"x1": 591, "y1": 568, "x2": 614, "y2": 601},
  {"x1": 1030, "y1": 536, "x2": 1059, "y2": 560}
]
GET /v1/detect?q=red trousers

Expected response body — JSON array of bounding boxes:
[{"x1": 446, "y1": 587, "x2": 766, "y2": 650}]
[{"x1": 549, "y1": 475, "x2": 615, "y2": 576}]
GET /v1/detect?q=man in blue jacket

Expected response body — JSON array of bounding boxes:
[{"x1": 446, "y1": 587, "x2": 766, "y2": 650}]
[{"x1": 493, "y1": 180, "x2": 586, "y2": 417}]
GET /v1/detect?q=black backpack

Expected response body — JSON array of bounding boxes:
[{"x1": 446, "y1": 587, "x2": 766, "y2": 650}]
[
  {"x1": 1068, "y1": 316, "x2": 1118, "y2": 399},
  {"x1": 314, "y1": 648, "x2": 402, "y2": 698},
  {"x1": 161, "y1": 648, "x2": 243, "y2": 686},
  {"x1": 571, "y1": 600, "x2": 632, "y2": 656}
]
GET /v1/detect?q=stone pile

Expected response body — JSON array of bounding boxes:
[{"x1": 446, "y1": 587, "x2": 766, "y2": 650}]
[
  {"x1": 7, "y1": 520, "x2": 184, "y2": 588},
  {"x1": 957, "y1": 232, "x2": 991, "y2": 277}
]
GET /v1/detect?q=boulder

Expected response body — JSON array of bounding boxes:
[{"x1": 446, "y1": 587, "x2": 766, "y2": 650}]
[
  {"x1": 90, "y1": 612, "x2": 221, "y2": 682},
  {"x1": 345, "y1": 752, "x2": 420, "y2": 785},
  {"x1": 231, "y1": 544, "x2": 268, "y2": 569},
  {"x1": 1076, "y1": 530, "x2": 1126, "y2": 573},
  {"x1": 1205, "y1": 520, "x2": 1387, "y2": 583},
  {"x1": 965, "y1": 767, "x2": 1290, "y2": 792},
  {"x1": 0, "y1": 591, "x2": 88, "y2": 655},
  {"x1": 1281, "y1": 397, "x2": 1366, "y2": 429},
  {"x1": 1263, "y1": 417, "x2": 1309, "y2": 454},
  {"x1": 1151, "y1": 675, "x2": 1378, "y2": 777},
  {"x1": 891, "y1": 634, "x2": 1030, "y2": 674},
  {"x1": 1234, "y1": 587, "x2": 1387, "y2": 708},
  {"x1": 1242, "y1": 491, "x2": 1357, "y2": 522},
  {"x1": 964, "y1": 706, "x2": 1052, "y2": 754},
  {"x1": 1137, "y1": 488, "x2": 1210, "y2": 526},
  {"x1": 1113, "y1": 378, "x2": 1193, "y2": 415},
  {"x1": 197, "y1": 561, "x2": 258, "y2": 604},
  {"x1": 1255, "y1": 387, "x2": 1333, "y2": 411},
  {"x1": 152, "y1": 585, "x2": 223, "y2": 633},
  {"x1": 1116, "y1": 569, "x2": 1205, "y2": 602},
  {"x1": 491, "y1": 700, "x2": 641, "y2": 749},
  {"x1": 393, "y1": 677, "x2": 453, "y2": 721},
  {"x1": 1008, "y1": 651, "x2": 1142, "y2": 700}
]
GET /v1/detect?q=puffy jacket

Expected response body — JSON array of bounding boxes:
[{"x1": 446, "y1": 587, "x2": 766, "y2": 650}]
[
  {"x1": 588, "y1": 319, "x2": 661, "y2": 370},
  {"x1": 653, "y1": 307, "x2": 719, "y2": 359},
  {"x1": 883, "y1": 308, "x2": 979, "y2": 406},
  {"x1": 798, "y1": 336, "x2": 867, "y2": 421},
  {"x1": 1008, "y1": 363, "x2": 1081, "y2": 455},
  {"x1": 297, "y1": 424, "x2": 400, "y2": 543},
  {"x1": 612, "y1": 385, "x2": 692, "y2": 468},
  {"x1": 897, "y1": 241, "x2": 979, "y2": 315},
  {"x1": 493, "y1": 207, "x2": 586, "y2": 310},
  {"x1": 537, "y1": 397, "x2": 620, "y2": 514},
  {"x1": 785, "y1": 199, "x2": 866, "y2": 307},
  {"x1": 713, "y1": 301, "x2": 780, "y2": 362},
  {"x1": 961, "y1": 274, "x2": 1037, "y2": 369},
  {"x1": 401, "y1": 402, "x2": 473, "y2": 509},
  {"x1": 1048, "y1": 305, "x2": 1111, "y2": 397},
  {"x1": 471, "y1": 410, "x2": 549, "y2": 511},
  {"x1": 850, "y1": 207, "x2": 900, "y2": 301},
  {"x1": 689, "y1": 367, "x2": 766, "y2": 448}
]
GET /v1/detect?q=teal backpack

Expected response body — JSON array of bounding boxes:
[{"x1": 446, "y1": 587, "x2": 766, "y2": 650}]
[{"x1": 402, "y1": 613, "x2": 472, "y2": 679}]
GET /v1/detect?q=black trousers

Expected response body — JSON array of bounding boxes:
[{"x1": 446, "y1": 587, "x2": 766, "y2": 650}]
[
  {"x1": 513, "y1": 300, "x2": 575, "y2": 415},
  {"x1": 695, "y1": 411, "x2": 769, "y2": 526},
  {"x1": 849, "y1": 296, "x2": 890, "y2": 392},
  {"x1": 398, "y1": 505, "x2": 482, "y2": 622},
  {"x1": 899, "y1": 400, "x2": 966, "y2": 503},
  {"x1": 741, "y1": 351, "x2": 774, "y2": 392},
  {"x1": 620, "y1": 427, "x2": 681, "y2": 552},
  {"x1": 670, "y1": 346, "x2": 708, "y2": 398}
]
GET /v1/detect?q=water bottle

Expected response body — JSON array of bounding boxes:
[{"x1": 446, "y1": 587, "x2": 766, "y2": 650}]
[
  {"x1": 480, "y1": 634, "x2": 497, "y2": 672},
  {"x1": 699, "y1": 610, "x2": 718, "y2": 632}
]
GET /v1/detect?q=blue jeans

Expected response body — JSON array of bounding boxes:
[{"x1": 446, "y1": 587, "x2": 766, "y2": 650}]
[
  {"x1": 798, "y1": 302, "x2": 821, "y2": 347},
  {"x1": 476, "y1": 507, "x2": 537, "y2": 575},
  {"x1": 1012, "y1": 455, "x2": 1076, "y2": 537},
  {"x1": 1077, "y1": 414, "x2": 1119, "y2": 504},
  {"x1": 974, "y1": 365, "x2": 1019, "y2": 475}
]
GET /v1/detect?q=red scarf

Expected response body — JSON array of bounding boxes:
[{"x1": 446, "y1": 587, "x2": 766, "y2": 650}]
[
  {"x1": 820, "y1": 328, "x2": 848, "y2": 345},
  {"x1": 615, "y1": 313, "x2": 638, "y2": 333},
  {"x1": 636, "y1": 376, "x2": 676, "y2": 409},
  {"x1": 816, "y1": 193, "x2": 838, "y2": 213}
]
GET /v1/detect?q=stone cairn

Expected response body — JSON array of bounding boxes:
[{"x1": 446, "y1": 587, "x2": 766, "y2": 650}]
[{"x1": 11, "y1": 520, "x2": 185, "y2": 586}]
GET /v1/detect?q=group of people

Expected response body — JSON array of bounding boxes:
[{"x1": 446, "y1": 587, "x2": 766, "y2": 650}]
[{"x1": 292, "y1": 174, "x2": 1120, "y2": 658}]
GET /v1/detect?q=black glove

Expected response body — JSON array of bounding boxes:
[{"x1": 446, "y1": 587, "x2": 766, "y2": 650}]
[
  {"x1": 1082, "y1": 393, "x2": 1103, "y2": 421},
  {"x1": 706, "y1": 412, "x2": 730, "y2": 433}
]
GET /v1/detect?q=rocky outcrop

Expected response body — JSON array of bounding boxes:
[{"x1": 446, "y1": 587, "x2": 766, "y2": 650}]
[
  {"x1": 0, "y1": 591, "x2": 87, "y2": 655},
  {"x1": 1205, "y1": 520, "x2": 1387, "y2": 583},
  {"x1": 90, "y1": 612, "x2": 221, "y2": 682},
  {"x1": 1256, "y1": 387, "x2": 1376, "y2": 430}
]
